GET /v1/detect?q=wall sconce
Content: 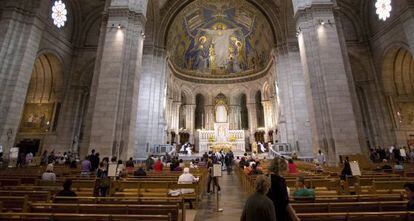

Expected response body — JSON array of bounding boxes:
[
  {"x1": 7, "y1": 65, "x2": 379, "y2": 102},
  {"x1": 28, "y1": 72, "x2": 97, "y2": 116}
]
[
  {"x1": 296, "y1": 27, "x2": 301, "y2": 37},
  {"x1": 111, "y1": 24, "x2": 123, "y2": 29},
  {"x1": 6, "y1": 129, "x2": 13, "y2": 141},
  {"x1": 140, "y1": 31, "x2": 146, "y2": 39},
  {"x1": 318, "y1": 19, "x2": 332, "y2": 25}
]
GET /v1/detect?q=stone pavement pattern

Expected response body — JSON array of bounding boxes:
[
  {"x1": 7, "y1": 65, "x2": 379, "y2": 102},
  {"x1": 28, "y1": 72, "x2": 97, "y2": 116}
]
[{"x1": 194, "y1": 172, "x2": 248, "y2": 221}]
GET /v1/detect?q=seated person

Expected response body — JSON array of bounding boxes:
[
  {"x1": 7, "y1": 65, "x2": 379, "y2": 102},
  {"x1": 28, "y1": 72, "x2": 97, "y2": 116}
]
[
  {"x1": 315, "y1": 162, "x2": 323, "y2": 173},
  {"x1": 405, "y1": 183, "x2": 414, "y2": 210},
  {"x1": 126, "y1": 157, "x2": 135, "y2": 173},
  {"x1": 395, "y1": 161, "x2": 404, "y2": 171},
  {"x1": 154, "y1": 158, "x2": 164, "y2": 172},
  {"x1": 81, "y1": 156, "x2": 91, "y2": 176},
  {"x1": 116, "y1": 160, "x2": 125, "y2": 177},
  {"x1": 249, "y1": 163, "x2": 263, "y2": 175},
  {"x1": 178, "y1": 167, "x2": 199, "y2": 194},
  {"x1": 42, "y1": 163, "x2": 56, "y2": 181},
  {"x1": 293, "y1": 176, "x2": 315, "y2": 199},
  {"x1": 133, "y1": 164, "x2": 147, "y2": 177},
  {"x1": 288, "y1": 159, "x2": 298, "y2": 174},
  {"x1": 244, "y1": 164, "x2": 253, "y2": 175},
  {"x1": 56, "y1": 179, "x2": 77, "y2": 197},
  {"x1": 239, "y1": 157, "x2": 247, "y2": 168}
]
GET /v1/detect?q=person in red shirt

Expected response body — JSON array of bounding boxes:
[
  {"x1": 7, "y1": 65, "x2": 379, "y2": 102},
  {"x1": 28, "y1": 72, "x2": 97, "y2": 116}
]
[
  {"x1": 154, "y1": 159, "x2": 163, "y2": 172},
  {"x1": 288, "y1": 159, "x2": 298, "y2": 174}
]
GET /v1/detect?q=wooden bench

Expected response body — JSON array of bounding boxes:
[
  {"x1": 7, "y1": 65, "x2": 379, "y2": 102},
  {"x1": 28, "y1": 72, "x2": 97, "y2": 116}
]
[
  {"x1": 0, "y1": 190, "x2": 51, "y2": 202},
  {"x1": 0, "y1": 212, "x2": 170, "y2": 221},
  {"x1": 52, "y1": 196, "x2": 187, "y2": 221},
  {"x1": 292, "y1": 201, "x2": 407, "y2": 213},
  {"x1": 297, "y1": 211, "x2": 414, "y2": 221},
  {"x1": 0, "y1": 196, "x2": 28, "y2": 212},
  {"x1": 28, "y1": 203, "x2": 179, "y2": 221}
]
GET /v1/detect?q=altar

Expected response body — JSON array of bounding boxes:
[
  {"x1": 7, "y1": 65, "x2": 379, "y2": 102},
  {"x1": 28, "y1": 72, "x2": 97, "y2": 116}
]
[
  {"x1": 198, "y1": 125, "x2": 245, "y2": 154},
  {"x1": 197, "y1": 93, "x2": 246, "y2": 154}
]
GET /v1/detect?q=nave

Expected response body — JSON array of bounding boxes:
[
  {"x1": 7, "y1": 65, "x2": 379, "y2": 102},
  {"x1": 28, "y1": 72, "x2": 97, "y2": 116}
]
[{"x1": 1, "y1": 153, "x2": 414, "y2": 221}]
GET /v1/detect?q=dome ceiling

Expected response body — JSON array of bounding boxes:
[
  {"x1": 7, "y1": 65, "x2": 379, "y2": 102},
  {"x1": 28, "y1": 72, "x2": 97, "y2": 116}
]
[{"x1": 167, "y1": 0, "x2": 274, "y2": 79}]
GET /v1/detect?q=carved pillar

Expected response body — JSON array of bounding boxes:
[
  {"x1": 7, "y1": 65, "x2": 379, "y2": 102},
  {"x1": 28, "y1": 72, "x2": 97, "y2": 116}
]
[
  {"x1": 0, "y1": 0, "x2": 48, "y2": 158},
  {"x1": 402, "y1": 8, "x2": 414, "y2": 56},
  {"x1": 171, "y1": 101, "x2": 181, "y2": 133},
  {"x1": 185, "y1": 104, "x2": 196, "y2": 143},
  {"x1": 228, "y1": 105, "x2": 238, "y2": 130},
  {"x1": 247, "y1": 103, "x2": 257, "y2": 143},
  {"x1": 293, "y1": 0, "x2": 363, "y2": 163},
  {"x1": 204, "y1": 106, "x2": 214, "y2": 130},
  {"x1": 89, "y1": 0, "x2": 147, "y2": 159}
]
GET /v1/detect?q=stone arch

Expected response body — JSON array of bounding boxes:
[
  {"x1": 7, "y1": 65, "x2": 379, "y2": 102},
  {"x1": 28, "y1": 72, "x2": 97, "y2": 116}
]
[
  {"x1": 382, "y1": 46, "x2": 414, "y2": 96},
  {"x1": 18, "y1": 52, "x2": 64, "y2": 137},
  {"x1": 262, "y1": 81, "x2": 272, "y2": 101},
  {"x1": 157, "y1": 0, "x2": 282, "y2": 48},
  {"x1": 25, "y1": 53, "x2": 64, "y2": 104}
]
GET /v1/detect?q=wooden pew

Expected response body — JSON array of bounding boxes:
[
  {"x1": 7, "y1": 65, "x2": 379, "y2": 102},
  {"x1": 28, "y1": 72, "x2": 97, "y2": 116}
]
[
  {"x1": 0, "y1": 190, "x2": 51, "y2": 202},
  {"x1": 297, "y1": 211, "x2": 414, "y2": 221},
  {"x1": 52, "y1": 196, "x2": 187, "y2": 221},
  {"x1": 0, "y1": 196, "x2": 28, "y2": 212},
  {"x1": 0, "y1": 212, "x2": 170, "y2": 221},
  {"x1": 28, "y1": 203, "x2": 179, "y2": 221},
  {"x1": 292, "y1": 201, "x2": 407, "y2": 213}
]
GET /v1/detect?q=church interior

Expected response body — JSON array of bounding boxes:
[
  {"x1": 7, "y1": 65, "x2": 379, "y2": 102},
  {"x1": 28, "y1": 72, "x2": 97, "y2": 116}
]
[{"x1": 1, "y1": 0, "x2": 414, "y2": 220}]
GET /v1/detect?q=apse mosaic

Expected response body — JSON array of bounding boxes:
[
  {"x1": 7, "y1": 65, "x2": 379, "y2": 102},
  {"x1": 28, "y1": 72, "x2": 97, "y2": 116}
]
[{"x1": 167, "y1": 0, "x2": 273, "y2": 76}]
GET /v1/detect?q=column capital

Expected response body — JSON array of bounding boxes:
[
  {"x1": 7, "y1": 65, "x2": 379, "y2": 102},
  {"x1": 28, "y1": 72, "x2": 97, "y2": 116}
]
[
  {"x1": 292, "y1": 0, "x2": 335, "y2": 15},
  {"x1": 110, "y1": 0, "x2": 148, "y2": 16}
]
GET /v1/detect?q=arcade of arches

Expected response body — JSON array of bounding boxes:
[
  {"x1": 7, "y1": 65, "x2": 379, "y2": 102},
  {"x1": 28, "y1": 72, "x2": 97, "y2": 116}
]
[{"x1": 0, "y1": 0, "x2": 414, "y2": 164}]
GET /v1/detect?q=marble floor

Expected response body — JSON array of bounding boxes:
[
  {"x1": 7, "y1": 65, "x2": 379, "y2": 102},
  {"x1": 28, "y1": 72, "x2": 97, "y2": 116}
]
[{"x1": 194, "y1": 171, "x2": 248, "y2": 221}]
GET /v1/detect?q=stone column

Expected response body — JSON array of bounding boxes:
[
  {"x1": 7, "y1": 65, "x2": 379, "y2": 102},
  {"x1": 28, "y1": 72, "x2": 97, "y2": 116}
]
[
  {"x1": 89, "y1": 0, "x2": 147, "y2": 159},
  {"x1": 262, "y1": 101, "x2": 273, "y2": 129},
  {"x1": 171, "y1": 101, "x2": 181, "y2": 132},
  {"x1": 204, "y1": 106, "x2": 214, "y2": 130},
  {"x1": 402, "y1": 8, "x2": 414, "y2": 56},
  {"x1": 275, "y1": 44, "x2": 313, "y2": 157},
  {"x1": 0, "y1": 0, "x2": 48, "y2": 157},
  {"x1": 246, "y1": 103, "x2": 257, "y2": 143},
  {"x1": 293, "y1": 0, "x2": 363, "y2": 163},
  {"x1": 230, "y1": 105, "x2": 242, "y2": 130},
  {"x1": 185, "y1": 104, "x2": 196, "y2": 143}
]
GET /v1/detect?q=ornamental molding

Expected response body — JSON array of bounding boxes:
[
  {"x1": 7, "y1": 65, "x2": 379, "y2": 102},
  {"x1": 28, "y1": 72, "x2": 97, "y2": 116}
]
[{"x1": 169, "y1": 59, "x2": 273, "y2": 84}]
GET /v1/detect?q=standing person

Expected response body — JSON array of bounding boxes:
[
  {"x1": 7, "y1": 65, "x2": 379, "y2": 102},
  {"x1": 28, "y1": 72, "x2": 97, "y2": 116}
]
[
  {"x1": 16, "y1": 152, "x2": 26, "y2": 167},
  {"x1": 225, "y1": 151, "x2": 234, "y2": 175},
  {"x1": 206, "y1": 158, "x2": 221, "y2": 194},
  {"x1": 25, "y1": 152, "x2": 33, "y2": 165},
  {"x1": 126, "y1": 157, "x2": 135, "y2": 174},
  {"x1": 316, "y1": 150, "x2": 325, "y2": 165},
  {"x1": 288, "y1": 159, "x2": 298, "y2": 174},
  {"x1": 42, "y1": 163, "x2": 56, "y2": 181},
  {"x1": 340, "y1": 156, "x2": 352, "y2": 180},
  {"x1": 404, "y1": 183, "x2": 414, "y2": 210},
  {"x1": 89, "y1": 150, "x2": 97, "y2": 171},
  {"x1": 145, "y1": 155, "x2": 154, "y2": 171},
  {"x1": 40, "y1": 150, "x2": 48, "y2": 165},
  {"x1": 96, "y1": 162, "x2": 109, "y2": 197},
  {"x1": 267, "y1": 157, "x2": 300, "y2": 221},
  {"x1": 81, "y1": 156, "x2": 92, "y2": 176},
  {"x1": 154, "y1": 158, "x2": 164, "y2": 172},
  {"x1": 241, "y1": 175, "x2": 276, "y2": 221}
]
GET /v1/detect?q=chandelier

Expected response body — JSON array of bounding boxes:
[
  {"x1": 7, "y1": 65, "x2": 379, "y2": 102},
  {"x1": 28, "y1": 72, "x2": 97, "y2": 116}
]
[
  {"x1": 51, "y1": 0, "x2": 67, "y2": 28},
  {"x1": 375, "y1": 0, "x2": 392, "y2": 21}
]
